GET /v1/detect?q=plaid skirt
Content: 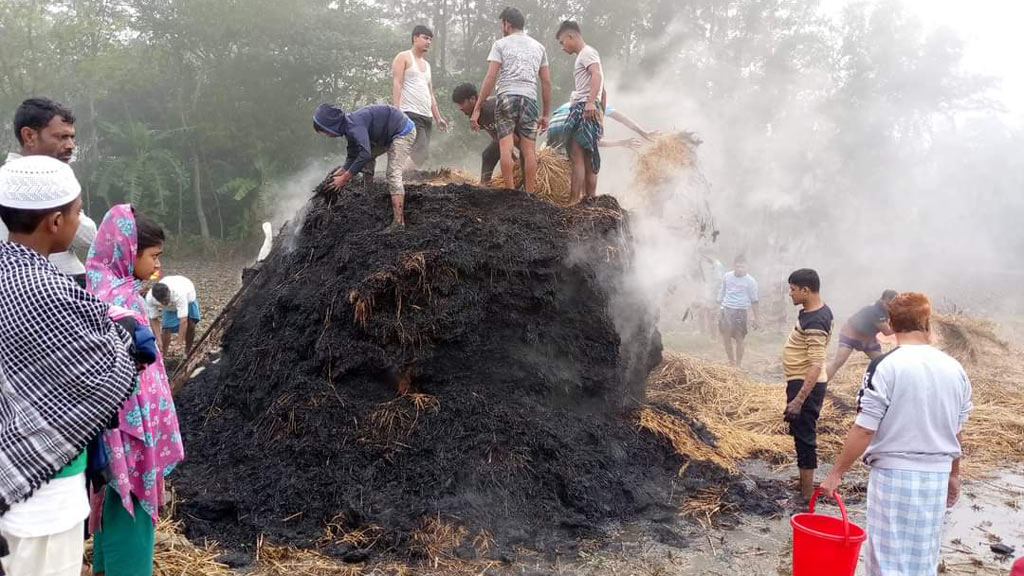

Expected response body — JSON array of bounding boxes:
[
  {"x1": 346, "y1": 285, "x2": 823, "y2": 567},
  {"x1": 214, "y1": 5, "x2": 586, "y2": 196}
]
[
  {"x1": 866, "y1": 467, "x2": 949, "y2": 576},
  {"x1": 561, "y1": 101, "x2": 603, "y2": 173}
]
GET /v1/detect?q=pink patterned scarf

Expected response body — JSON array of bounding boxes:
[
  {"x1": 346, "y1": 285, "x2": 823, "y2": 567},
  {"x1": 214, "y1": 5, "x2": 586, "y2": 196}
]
[{"x1": 85, "y1": 204, "x2": 184, "y2": 523}]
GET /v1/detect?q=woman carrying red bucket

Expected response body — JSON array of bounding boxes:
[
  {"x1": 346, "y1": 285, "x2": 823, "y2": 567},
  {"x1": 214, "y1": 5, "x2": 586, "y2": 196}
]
[{"x1": 816, "y1": 293, "x2": 973, "y2": 576}]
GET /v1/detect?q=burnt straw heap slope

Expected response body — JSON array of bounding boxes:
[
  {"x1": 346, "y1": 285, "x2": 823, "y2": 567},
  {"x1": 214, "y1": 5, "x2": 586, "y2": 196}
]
[{"x1": 174, "y1": 181, "x2": 729, "y2": 559}]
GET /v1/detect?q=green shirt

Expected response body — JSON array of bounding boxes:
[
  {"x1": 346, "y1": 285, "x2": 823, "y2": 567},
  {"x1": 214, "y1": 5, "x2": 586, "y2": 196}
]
[{"x1": 52, "y1": 450, "x2": 88, "y2": 479}]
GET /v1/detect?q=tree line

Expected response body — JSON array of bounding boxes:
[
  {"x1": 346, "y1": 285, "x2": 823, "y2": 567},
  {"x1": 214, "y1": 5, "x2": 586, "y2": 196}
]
[{"x1": 0, "y1": 0, "x2": 1018, "y2": 253}]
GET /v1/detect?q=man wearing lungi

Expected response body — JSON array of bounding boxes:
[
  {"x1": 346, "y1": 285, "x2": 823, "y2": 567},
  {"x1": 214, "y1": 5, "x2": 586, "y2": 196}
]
[
  {"x1": 555, "y1": 20, "x2": 604, "y2": 201},
  {"x1": 820, "y1": 292, "x2": 973, "y2": 576}
]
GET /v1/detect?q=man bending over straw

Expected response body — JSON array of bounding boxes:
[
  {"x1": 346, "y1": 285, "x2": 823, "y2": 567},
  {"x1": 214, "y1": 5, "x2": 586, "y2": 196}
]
[
  {"x1": 820, "y1": 292, "x2": 972, "y2": 576},
  {"x1": 555, "y1": 20, "x2": 604, "y2": 201}
]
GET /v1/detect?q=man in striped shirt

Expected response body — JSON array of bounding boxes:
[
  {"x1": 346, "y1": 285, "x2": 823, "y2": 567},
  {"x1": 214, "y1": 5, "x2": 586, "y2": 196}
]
[{"x1": 782, "y1": 268, "x2": 834, "y2": 504}]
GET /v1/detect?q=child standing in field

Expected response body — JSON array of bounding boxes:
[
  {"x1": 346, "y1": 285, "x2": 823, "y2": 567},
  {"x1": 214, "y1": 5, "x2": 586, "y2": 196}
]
[{"x1": 86, "y1": 204, "x2": 184, "y2": 576}]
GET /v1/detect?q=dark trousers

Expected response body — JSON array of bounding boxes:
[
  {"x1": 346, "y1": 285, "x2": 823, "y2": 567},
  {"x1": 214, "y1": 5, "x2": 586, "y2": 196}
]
[
  {"x1": 786, "y1": 380, "x2": 827, "y2": 469},
  {"x1": 406, "y1": 112, "x2": 433, "y2": 166},
  {"x1": 481, "y1": 140, "x2": 500, "y2": 183}
]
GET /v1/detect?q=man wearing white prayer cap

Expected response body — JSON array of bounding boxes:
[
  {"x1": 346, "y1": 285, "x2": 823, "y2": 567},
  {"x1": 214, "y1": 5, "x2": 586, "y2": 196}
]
[
  {"x1": 0, "y1": 155, "x2": 137, "y2": 576},
  {"x1": 1, "y1": 98, "x2": 96, "y2": 287}
]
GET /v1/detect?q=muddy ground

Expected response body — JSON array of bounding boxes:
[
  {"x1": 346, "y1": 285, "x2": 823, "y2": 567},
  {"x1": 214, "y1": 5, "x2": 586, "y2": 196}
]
[{"x1": 167, "y1": 253, "x2": 1023, "y2": 574}]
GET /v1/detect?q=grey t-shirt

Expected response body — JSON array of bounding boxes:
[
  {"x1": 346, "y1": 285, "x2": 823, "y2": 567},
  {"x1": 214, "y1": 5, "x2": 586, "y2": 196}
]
[
  {"x1": 570, "y1": 45, "x2": 603, "y2": 104},
  {"x1": 487, "y1": 32, "x2": 549, "y2": 99},
  {"x1": 856, "y1": 345, "x2": 973, "y2": 472}
]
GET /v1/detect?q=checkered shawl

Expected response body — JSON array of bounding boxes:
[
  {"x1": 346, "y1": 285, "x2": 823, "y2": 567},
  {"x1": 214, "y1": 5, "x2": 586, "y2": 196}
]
[{"x1": 0, "y1": 242, "x2": 135, "y2": 515}]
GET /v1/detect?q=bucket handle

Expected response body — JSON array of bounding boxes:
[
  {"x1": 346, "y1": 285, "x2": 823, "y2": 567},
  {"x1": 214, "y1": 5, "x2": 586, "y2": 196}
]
[{"x1": 808, "y1": 488, "x2": 851, "y2": 543}]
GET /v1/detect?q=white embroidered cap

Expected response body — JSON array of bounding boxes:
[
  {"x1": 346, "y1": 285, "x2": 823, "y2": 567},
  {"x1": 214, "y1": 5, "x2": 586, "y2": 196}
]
[{"x1": 0, "y1": 155, "x2": 81, "y2": 209}]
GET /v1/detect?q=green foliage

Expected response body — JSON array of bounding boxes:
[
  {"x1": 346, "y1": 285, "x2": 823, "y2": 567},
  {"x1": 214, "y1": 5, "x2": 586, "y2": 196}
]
[{"x1": 91, "y1": 119, "x2": 189, "y2": 219}]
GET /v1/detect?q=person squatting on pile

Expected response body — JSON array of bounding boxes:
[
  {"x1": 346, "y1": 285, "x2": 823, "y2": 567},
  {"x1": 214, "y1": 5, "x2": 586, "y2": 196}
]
[
  {"x1": 781, "y1": 268, "x2": 833, "y2": 504},
  {"x1": 471, "y1": 7, "x2": 551, "y2": 195},
  {"x1": 452, "y1": 82, "x2": 516, "y2": 184},
  {"x1": 1, "y1": 98, "x2": 96, "y2": 288},
  {"x1": 820, "y1": 292, "x2": 972, "y2": 576},
  {"x1": 313, "y1": 102, "x2": 416, "y2": 233},
  {"x1": 0, "y1": 156, "x2": 138, "y2": 576},
  {"x1": 546, "y1": 99, "x2": 654, "y2": 151},
  {"x1": 391, "y1": 24, "x2": 448, "y2": 169}
]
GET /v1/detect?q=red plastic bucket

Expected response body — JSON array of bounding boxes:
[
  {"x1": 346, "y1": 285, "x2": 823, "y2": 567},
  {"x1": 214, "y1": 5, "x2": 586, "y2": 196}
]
[{"x1": 791, "y1": 489, "x2": 866, "y2": 576}]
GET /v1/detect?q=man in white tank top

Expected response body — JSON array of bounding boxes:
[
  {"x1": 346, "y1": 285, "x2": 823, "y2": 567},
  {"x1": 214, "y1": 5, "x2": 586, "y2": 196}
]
[{"x1": 392, "y1": 25, "x2": 448, "y2": 169}]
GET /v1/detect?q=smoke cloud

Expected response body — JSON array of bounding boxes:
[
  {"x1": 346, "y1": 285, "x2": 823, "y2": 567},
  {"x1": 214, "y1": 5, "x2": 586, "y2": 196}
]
[{"x1": 593, "y1": 4, "x2": 1024, "y2": 323}]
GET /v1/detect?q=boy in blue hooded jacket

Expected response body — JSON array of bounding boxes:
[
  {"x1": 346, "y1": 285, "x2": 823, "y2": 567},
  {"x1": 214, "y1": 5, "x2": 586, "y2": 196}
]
[{"x1": 313, "y1": 103, "x2": 416, "y2": 233}]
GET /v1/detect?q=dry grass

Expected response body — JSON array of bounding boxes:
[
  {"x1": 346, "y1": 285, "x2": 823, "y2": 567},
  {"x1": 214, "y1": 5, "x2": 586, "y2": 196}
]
[
  {"x1": 362, "y1": 393, "x2": 441, "y2": 449},
  {"x1": 490, "y1": 147, "x2": 574, "y2": 207},
  {"x1": 407, "y1": 514, "x2": 500, "y2": 574},
  {"x1": 679, "y1": 486, "x2": 736, "y2": 527},
  {"x1": 643, "y1": 314, "x2": 1024, "y2": 475},
  {"x1": 254, "y1": 540, "x2": 363, "y2": 576},
  {"x1": 642, "y1": 356, "x2": 793, "y2": 471},
  {"x1": 933, "y1": 313, "x2": 1009, "y2": 364},
  {"x1": 410, "y1": 167, "x2": 479, "y2": 186},
  {"x1": 633, "y1": 132, "x2": 699, "y2": 192}
]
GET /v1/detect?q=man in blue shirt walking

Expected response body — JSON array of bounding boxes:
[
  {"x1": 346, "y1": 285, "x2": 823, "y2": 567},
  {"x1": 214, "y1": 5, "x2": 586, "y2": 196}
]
[
  {"x1": 717, "y1": 254, "x2": 760, "y2": 367},
  {"x1": 313, "y1": 103, "x2": 417, "y2": 232}
]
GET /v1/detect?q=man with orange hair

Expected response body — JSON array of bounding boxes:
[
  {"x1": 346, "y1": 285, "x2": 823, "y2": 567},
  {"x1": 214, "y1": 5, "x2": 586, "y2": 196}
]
[{"x1": 820, "y1": 292, "x2": 973, "y2": 576}]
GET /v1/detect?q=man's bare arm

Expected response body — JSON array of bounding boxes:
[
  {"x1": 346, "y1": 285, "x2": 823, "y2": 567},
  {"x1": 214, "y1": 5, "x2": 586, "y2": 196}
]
[
  {"x1": 607, "y1": 110, "x2": 652, "y2": 140},
  {"x1": 472, "y1": 62, "x2": 501, "y2": 130},
  {"x1": 475, "y1": 63, "x2": 500, "y2": 111},
  {"x1": 538, "y1": 65, "x2": 552, "y2": 132},
  {"x1": 877, "y1": 320, "x2": 894, "y2": 336},
  {"x1": 150, "y1": 318, "x2": 163, "y2": 350},
  {"x1": 391, "y1": 53, "x2": 407, "y2": 108},
  {"x1": 819, "y1": 424, "x2": 875, "y2": 496}
]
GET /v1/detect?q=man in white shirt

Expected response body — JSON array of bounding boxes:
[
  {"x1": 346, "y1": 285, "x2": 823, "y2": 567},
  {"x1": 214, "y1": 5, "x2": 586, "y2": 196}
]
[
  {"x1": 146, "y1": 275, "x2": 201, "y2": 356},
  {"x1": 470, "y1": 7, "x2": 552, "y2": 195},
  {"x1": 717, "y1": 255, "x2": 760, "y2": 367},
  {"x1": 391, "y1": 24, "x2": 448, "y2": 169},
  {"x1": 555, "y1": 20, "x2": 605, "y2": 201},
  {"x1": 1, "y1": 98, "x2": 96, "y2": 288}
]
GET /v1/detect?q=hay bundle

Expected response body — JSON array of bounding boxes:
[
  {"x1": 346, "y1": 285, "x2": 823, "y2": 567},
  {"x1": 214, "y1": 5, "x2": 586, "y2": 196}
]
[
  {"x1": 409, "y1": 167, "x2": 479, "y2": 186},
  {"x1": 933, "y1": 313, "x2": 1009, "y2": 364},
  {"x1": 490, "y1": 147, "x2": 573, "y2": 207},
  {"x1": 633, "y1": 132, "x2": 700, "y2": 191}
]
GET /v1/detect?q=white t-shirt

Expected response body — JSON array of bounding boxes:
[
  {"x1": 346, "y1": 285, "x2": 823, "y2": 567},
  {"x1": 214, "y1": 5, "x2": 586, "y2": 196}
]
[
  {"x1": 570, "y1": 45, "x2": 603, "y2": 105},
  {"x1": 487, "y1": 32, "x2": 549, "y2": 99},
  {"x1": 0, "y1": 473, "x2": 88, "y2": 538},
  {"x1": 146, "y1": 275, "x2": 197, "y2": 320}
]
